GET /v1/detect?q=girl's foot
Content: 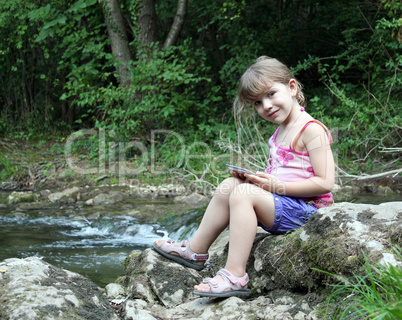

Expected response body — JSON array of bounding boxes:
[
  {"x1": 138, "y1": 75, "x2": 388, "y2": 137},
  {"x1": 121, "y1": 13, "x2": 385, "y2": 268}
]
[
  {"x1": 152, "y1": 239, "x2": 209, "y2": 271},
  {"x1": 193, "y1": 269, "x2": 250, "y2": 298}
]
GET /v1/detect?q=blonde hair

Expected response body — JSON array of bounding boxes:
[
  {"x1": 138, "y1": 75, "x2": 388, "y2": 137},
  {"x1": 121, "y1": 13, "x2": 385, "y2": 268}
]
[{"x1": 234, "y1": 56, "x2": 306, "y2": 116}]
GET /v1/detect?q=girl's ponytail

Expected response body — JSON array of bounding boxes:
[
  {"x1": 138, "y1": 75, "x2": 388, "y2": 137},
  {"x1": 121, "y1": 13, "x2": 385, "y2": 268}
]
[{"x1": 296, "y1": 83, "x2": 306, "y2": 107}]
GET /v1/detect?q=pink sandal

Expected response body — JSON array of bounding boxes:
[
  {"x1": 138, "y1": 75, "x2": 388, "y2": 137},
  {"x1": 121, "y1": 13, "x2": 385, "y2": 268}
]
[
  {"x1": 193, "y1": 268, "x2": 250, "y2": 298},
  {"x1": 152, "y1": 239, "x2": 209, "y2": 271}
]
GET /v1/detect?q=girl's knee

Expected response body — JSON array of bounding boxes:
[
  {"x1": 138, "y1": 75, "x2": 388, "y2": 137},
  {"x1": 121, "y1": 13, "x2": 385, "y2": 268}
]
[
  {"x1": 215, "y1": 177, "x2": 243, "y2": 197},
  {"x1": 229, "y1": 183, "x2": 272, "y2": 205}
]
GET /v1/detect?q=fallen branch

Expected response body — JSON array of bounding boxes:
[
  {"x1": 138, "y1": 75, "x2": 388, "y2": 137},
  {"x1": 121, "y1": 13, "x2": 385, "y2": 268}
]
[
  {"x1": 336, "y1": 165, "x2": 402, "y2": 180},
  {"x1": 380, "y1": 147, "x2": 402, "y2": 153},
  {"x1": 181, "y1": 164, "x2": 218, "y2": 196},
  {"x1": 0, "y1": 139, "x2": 15, "y2": 150}
]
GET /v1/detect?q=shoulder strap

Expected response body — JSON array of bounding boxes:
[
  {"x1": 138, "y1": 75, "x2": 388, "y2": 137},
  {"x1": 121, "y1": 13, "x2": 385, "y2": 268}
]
[
  {"x1": 271, "y1": 126, "x2": 281, "y2": 142},
  {"x1": 291, "y1": 120, "x2": 333, "y2": 150}
]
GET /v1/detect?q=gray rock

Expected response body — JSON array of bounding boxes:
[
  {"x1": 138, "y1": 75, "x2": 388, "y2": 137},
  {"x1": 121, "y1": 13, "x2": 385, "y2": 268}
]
[
  {"x1": 250, "y1": 202, "x2": 402, "y2": 294},
  {"x1": 118, "y1": 249, "x2": 203, "y2": 308},
  {"x1": 2, "y1": 201, "x2": 400, "y2": 320},
  {"x1": 0, "y1": 257, "x2": 118, "y2": 320},
  {"x1": 128, "y1": 184, "x2": 187, "y2": 198},
  {"x1": 39, "y1": 189, "x2": 51, "y2": 197},
  {"x1": 17, "y1": 201, "x2": 54, "y2": 211},
  {"x1": 124, "y1": 299, "x2": 157, "y2": 320},
  {"x1": 174, "y1": 192, "x2": 209, "y2": 204},
  {"x1": 93, "y1": 192, "x2": 123, "y2": 205},
  {"x1": 105, "y1": 283, "x2": 125, "y2": 299},
  {"x1": 115, "y1": 201, "x2": 401, "y2": 319},
  {"x1": 47, "y1": 187, "x2": 80, "y2": 203},
  {"x1": 7, "y1": 191, "x2": 36, "y2": 204},
  {"x1": 122, "y1": 294, "x2": 319, "y2": 320},
  {"x1": 377, "y1": 186, "x2": 396, "y2": 195}
]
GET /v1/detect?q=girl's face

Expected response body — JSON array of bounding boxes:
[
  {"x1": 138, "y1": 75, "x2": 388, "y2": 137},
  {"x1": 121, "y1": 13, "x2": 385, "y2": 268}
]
[{"x1": 251, "y1": 80, "x2": 298, "y2": 125}]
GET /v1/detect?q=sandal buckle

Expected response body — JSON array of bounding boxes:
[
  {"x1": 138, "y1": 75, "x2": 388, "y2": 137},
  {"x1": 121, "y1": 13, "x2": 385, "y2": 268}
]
[{"x1": 192, "y1": 253, "x2": 209, "y2": 261}]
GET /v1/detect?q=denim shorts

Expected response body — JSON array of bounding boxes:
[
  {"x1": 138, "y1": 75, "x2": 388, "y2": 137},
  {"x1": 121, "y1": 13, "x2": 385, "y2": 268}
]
[{"x1": 258, "y1": 194, "x2": 318, "y2": 234}]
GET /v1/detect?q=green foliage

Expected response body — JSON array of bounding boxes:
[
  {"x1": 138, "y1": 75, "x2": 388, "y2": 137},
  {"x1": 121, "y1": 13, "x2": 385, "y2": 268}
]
[
  {"x1": 319, "y1": 249, "x2": 402, "y2": 320},
  {"x1": 295, "y1": 1, "x2": 401, "y2": 169},
  {"x1": 0, "y1": 0, "x2": 110, "y2": 135},
  {"x1": 0, "y1": 0, "x2": 400, "y2": 174},
  {"x1": 0, "y1": 153, "x2": 16, "y2": 180},
  {"x1": 82, "y1": 41, "x2": 224, "y2": 141}
]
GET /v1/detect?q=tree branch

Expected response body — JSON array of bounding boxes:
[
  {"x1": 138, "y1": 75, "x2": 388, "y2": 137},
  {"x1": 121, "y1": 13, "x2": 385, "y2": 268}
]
[{"x1": 164, "y1": 0, "x2": 187, "y2": 47}]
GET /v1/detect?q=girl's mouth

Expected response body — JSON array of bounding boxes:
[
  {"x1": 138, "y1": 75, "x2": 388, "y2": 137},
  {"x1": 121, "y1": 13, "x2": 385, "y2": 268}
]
[{"x1": 268, "y1": 110, "x2": 278, "y2": 117}]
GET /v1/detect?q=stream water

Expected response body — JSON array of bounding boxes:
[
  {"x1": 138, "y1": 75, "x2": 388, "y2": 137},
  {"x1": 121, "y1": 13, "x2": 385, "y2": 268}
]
[
  {"x1": 0, "y1": 190, "x2": 400, "y2": 287},
  {"x1": 0, "y1": 214, "x2": 166, "y2": 287},
  {"x1": 0, "y1": 192, "x2": 200, "y2": 287}
]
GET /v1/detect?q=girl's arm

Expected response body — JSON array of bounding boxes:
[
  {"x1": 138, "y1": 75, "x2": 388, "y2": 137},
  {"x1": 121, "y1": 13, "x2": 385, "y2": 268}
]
[{"x1": 246, "y1": 123, "x2": 335, "y2": 197}]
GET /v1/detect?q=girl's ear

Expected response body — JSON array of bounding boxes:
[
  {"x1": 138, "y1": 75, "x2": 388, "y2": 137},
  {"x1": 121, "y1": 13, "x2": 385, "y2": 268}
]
[{"x1": 288, "y1": 79, "x2": 298, "y2": 97}]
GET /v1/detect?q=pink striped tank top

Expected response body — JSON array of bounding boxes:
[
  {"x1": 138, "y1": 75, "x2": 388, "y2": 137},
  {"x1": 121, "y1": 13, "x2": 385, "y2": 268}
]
[{"x1": 266, "y1": 120, "x2": 334, "y2": 208}]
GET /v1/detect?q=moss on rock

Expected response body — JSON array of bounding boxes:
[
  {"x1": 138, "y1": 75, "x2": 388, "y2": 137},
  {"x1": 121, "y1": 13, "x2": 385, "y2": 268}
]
[{"x1": 301, "y1": 232, "x2": 364, "y2": 275}]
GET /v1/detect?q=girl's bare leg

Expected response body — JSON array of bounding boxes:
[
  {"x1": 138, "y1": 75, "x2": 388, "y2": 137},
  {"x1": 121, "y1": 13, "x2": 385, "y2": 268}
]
[
  {"x1": 194, "y1": 183, "x2": 276, "y2": 292},
  {"x1": 154, "y1": 177, "x2": 244, "y2": 253}
]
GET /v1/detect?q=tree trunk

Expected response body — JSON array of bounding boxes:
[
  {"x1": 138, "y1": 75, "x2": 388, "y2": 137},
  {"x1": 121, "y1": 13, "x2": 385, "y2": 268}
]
[
  {"x1": 67, "y1": 104, "x2": 75, "y2": 125},
  {"x1": 101, "y1": 0, "x2": 132, "y2": 86},
  {"x1": 19, "y1": 49, "x2": 30, "y2": 123},
  {"x1": 164, "y1": 0, "x2": 188, "y2": 47},
  {"x1": 137, "y1": 0, "x2": 158, "y2": 46}
]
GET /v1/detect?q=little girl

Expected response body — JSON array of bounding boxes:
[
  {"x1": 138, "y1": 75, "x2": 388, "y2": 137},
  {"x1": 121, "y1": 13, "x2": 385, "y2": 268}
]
[{"x1": 153, "y1": 56, "x2": 335, "y2": 298}]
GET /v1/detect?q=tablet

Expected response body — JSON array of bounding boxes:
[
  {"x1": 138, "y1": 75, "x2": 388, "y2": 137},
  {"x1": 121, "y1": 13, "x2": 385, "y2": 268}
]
[{"x1": 226, "y1": 164, "x2": 255, "y2": 175}]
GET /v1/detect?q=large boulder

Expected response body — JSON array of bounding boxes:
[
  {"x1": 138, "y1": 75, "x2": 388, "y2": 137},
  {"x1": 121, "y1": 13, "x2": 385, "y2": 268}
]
[
  {"x1": 0, "y1": 257, "x2": 118, "y2": 320},
  {"x1": 249, "y1": 202, "x2": 402, "y2": 294},
  {"x1": 113, "y1": 201, "x2": 402, "y2": 319}
]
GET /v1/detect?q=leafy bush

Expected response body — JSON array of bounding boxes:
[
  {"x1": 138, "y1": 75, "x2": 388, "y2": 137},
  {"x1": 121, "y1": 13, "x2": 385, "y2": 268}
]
[{"x1": 72, "y1": 41, "x2": 224, "y2": 142}]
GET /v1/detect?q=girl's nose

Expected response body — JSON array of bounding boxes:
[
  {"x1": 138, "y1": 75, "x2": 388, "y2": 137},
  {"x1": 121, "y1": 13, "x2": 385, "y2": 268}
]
[{"x1": 262, "y1": 98, "x2": 272, "y2": 110}]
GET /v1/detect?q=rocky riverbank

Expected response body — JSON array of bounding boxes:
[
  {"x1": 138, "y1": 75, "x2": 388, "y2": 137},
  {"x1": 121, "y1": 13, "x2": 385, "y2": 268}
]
[
  {"x1": 2, "y1": 184, "x2": 209, "y2": 222},
  {"x1": 3, "y1": 179, "x2": 401, "y2": 207},
  {"x1": 1, "y1": 183, "x2": 401, "y2": 319}
]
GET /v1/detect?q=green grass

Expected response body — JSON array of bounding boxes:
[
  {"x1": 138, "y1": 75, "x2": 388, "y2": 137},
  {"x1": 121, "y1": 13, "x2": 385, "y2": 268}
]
[
  {"x1": 0, "y1": 153, "x2": 17, "y2": 180},
  {"x1": 320, "y1": 248, "x2": 402, "y2": 320}
]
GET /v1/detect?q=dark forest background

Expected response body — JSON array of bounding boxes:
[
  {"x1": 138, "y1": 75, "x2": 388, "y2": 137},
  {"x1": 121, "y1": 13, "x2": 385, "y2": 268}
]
[{"x1": 0, "y1": 0, "x2": 400, "y2": 175}]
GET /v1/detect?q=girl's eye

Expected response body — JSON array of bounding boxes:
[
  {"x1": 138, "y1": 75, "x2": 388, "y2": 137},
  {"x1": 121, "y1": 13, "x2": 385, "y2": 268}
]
[
  {"x1": 267, "y1": 92, "x2": 275, "y2": 97},
  {"x1": 253, "y1": 101, "x2": 261, "y2": 106}
]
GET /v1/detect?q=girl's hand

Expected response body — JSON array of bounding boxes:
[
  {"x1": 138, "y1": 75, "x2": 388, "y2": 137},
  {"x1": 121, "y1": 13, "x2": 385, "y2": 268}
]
[
  {"x1": 245, "y1": 172, "x2": 285, "y2": 194},
  {"x1": 231, "y1": 170, "x2": 248, "y2": 181}
]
